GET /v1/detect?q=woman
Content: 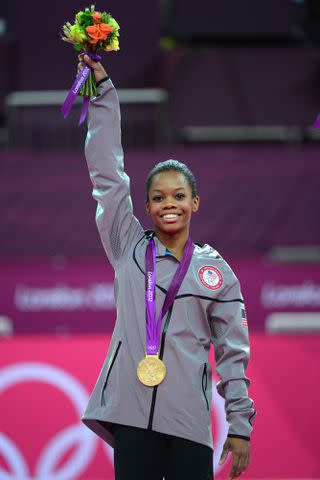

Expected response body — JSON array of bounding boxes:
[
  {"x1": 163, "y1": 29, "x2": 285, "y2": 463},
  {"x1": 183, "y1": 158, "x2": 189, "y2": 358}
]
[{"x1": 80, "y1": 54, "x2": 256, "y2": 480}]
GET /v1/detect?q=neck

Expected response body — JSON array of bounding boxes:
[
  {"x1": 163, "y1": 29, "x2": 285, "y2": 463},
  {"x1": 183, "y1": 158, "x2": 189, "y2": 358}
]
[{"x1": 155, "y1": 228, "x2": 190, "y2": 261}]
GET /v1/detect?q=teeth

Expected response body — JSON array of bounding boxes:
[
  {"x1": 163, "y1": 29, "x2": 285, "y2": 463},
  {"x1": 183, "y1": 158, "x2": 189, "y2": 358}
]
[{"x1": 163, "y1": 214, "x2": 178, "y2": 219}]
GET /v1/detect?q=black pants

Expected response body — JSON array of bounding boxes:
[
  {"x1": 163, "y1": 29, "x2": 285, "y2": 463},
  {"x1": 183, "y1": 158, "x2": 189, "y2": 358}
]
[{"x1": 112, "y1": 424, "x2": 214, "y2": 480}]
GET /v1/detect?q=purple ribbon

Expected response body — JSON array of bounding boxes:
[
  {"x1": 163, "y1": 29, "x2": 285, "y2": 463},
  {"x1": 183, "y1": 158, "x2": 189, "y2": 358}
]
[
  {"x1": 61, "y1": 51, "x2": 102, "y2": 126},
  {"x1": 145, "y1": 236, "x2": 194, "y2": 355},
  {"x1": 313, "y1": 114, "x2": 320, "y2": 128}
]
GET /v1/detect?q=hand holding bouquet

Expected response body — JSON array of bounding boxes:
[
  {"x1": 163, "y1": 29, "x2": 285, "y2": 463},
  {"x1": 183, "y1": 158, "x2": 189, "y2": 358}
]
[
  {"x1": 61, "y1": 5, "x2": 120, "y2": 124},
  {"x1": 77, "y1": 53, "x2": 108, "y2": 83}
]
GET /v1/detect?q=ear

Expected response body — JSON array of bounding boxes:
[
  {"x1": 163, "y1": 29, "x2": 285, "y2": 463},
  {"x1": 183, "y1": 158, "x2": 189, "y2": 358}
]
[
  {"x1": 145, "y1": 199, "x2": 150, "y2": 215},
  {"x1": 192, "y1": 195, "x2": 200, "y2": 213}
]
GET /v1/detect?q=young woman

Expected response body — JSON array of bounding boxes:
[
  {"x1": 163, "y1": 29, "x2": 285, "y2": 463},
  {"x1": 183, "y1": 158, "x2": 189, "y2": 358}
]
[{"x1": 80, "y1": 54, "x2": 256, "y2": 480}]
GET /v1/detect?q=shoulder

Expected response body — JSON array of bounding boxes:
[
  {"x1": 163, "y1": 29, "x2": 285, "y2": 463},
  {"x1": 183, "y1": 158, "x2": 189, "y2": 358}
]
[{"x1": 193, "y1": 242, "x2": 239, "y2": 287}]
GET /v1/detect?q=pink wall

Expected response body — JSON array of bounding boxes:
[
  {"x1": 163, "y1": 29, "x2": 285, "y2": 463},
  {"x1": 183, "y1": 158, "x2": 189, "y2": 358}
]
[{"x1": 0, "y1": 333, "x2": 319, "y2": 479}]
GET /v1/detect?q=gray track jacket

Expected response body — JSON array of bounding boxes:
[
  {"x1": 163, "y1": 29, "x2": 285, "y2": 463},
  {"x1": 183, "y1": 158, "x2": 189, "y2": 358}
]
[{"x1": 81, "y1": 79, "x2": 256, "y2": 450}]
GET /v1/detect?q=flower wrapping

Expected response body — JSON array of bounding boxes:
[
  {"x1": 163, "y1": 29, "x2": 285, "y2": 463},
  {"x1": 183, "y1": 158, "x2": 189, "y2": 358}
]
[{"x1": 61, "y1": 5, "x2": 120, "y2": 124}]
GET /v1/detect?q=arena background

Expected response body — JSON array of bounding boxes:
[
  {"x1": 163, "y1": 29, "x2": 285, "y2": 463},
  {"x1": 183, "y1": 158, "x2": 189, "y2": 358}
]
[{"x1": 1, "y1": 1, "x2": 319, "y2": 479}]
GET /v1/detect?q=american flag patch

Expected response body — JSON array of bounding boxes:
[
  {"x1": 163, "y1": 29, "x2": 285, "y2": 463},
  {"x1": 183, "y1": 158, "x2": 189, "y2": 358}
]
[{"x1": 241, "y1": 307, "x2": 248, "y2": 327}]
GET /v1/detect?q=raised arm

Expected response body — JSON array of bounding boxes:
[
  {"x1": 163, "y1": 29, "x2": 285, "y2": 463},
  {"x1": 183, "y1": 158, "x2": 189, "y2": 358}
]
[{"x1": 81, "y1": 54, "x2": 144, "y2": 267}]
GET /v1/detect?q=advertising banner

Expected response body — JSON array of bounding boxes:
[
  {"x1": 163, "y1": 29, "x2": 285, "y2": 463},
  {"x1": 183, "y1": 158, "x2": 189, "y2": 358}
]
[{"x1": 1, "y1": 259, "x2": 320, "y2": 333}]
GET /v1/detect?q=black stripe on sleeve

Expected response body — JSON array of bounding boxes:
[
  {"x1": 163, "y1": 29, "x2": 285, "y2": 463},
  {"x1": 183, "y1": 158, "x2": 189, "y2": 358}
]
[
  {"x1": 227, "y1": 434, "x2": 250, "y2": 441},
  {"x1": 96, "y1": 75, "x2": 110, "y2": 87}
]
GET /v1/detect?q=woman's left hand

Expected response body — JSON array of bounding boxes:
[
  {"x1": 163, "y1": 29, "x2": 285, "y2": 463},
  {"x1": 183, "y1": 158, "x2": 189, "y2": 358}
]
[{"x1": 218, "y1": 437, "x2": 250, "y2": 479}]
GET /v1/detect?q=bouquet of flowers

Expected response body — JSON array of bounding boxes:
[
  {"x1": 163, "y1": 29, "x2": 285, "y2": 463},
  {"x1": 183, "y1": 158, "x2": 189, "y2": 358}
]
[{"x1": 61, "y1": 5, "x2": 120, "y2": 124}]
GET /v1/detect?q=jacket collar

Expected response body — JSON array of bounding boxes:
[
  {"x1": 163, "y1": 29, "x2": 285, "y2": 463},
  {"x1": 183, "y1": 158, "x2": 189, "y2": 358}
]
[{"x1": 144, "y1": 230, "x2": 168, "y2": 257}]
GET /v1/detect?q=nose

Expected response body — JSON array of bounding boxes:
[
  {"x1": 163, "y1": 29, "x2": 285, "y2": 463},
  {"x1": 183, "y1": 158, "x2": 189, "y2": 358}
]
[{"x1": 163, "y1": 199, "x2": 177, "y2": 209}]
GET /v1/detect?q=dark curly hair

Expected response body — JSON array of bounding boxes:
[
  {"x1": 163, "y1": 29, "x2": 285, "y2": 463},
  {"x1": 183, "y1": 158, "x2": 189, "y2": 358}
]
[{"x1": 146, "y1": 159, "x2": 197, "y2": 200}]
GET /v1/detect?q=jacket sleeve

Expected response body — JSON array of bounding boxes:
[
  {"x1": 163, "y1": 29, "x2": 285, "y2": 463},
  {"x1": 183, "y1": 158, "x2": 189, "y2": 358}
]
[
  {"x1": 208, "y1": 270, "x2": 257, "y2": 440},
  {"x1": 85, "y1": 78, "x2": 144, "y2": 268}
]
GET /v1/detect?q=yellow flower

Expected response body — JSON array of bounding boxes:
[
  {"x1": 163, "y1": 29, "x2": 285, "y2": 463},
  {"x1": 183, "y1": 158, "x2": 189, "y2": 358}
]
[
  {"x1": 112, "y1": 38, "x2": 120, "y2": 50},
  {"x1": 105, "y1": 38, "x2": 120, "y2": 51},
  {"x1": 69, "y1": 24, "x2": 87, "y2": 43}
]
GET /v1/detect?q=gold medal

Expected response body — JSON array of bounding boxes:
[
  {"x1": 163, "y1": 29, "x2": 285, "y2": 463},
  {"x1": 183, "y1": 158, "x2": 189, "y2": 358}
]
[{"x1": 137, "y1": 354, "x2": 166, "y2": 386}]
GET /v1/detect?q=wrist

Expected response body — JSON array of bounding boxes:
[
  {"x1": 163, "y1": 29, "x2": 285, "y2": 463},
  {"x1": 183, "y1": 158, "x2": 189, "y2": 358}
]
[
  {"x1": 93, "y1": 68, "x2": 108, "y2": 83},
  {"x1": 96, "y1": 76, "x2": 110, "y2": 87}
]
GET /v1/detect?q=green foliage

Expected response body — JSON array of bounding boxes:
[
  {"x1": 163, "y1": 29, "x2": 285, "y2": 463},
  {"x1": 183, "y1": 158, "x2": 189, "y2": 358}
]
[
  {"x1": 80, "y1": 70, "x2": 97, "y2": 97},
  {"x1": 79, "y1": 11, "x2": 94, "y2": 28},
  {"x1": 107, "y1": 31, "x2": 116, "y2": 43},
  {"x1": 101, "y1": 12, "x2": 111, "y2": 24}
]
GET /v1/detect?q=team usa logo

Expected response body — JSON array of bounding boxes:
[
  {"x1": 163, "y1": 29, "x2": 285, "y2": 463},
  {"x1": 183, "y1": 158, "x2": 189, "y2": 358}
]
[{"x1": 198, "y1": 266, "x2": 223, "y2": 290}]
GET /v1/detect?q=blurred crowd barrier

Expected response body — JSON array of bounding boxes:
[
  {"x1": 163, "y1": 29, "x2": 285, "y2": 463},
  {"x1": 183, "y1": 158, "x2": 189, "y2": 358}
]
[
  {"x1": 1, "y1": 0, "x2": 320, "y2": 148},
  {"x1": 5, "y1": 88, "x2": 169, "y2": 149},
  {"x1": 3, "y1": 47, "x2": 320, "y2": 149}
]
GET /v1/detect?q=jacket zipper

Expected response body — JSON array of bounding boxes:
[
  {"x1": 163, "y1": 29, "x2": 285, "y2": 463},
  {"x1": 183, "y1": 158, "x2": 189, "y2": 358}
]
[
  {"x1": 101, "y1": 340, "x2": 122, "y2": 406},
  {"x1": 202, "y1": 362, "x2": 209, "y2": 411},
  {"x1": 147, "y1": 306, "x2": 173, "y2": 430}
]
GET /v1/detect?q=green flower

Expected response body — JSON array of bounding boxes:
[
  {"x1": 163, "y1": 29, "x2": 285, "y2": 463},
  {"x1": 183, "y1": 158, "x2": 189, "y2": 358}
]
[
  {"x1": 69, "y1": 24, "x2": 87, "y2": 43},
  {"x1": 75, "y1": 11, "x2": 84, "y2": 24},
  {"x1": 108, "y1": 17, "x2": 120, "y2": 33}
]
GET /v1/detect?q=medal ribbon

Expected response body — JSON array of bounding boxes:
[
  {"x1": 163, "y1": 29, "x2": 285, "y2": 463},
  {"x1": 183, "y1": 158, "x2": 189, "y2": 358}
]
[{"x1": 145, "y1": 236, "x2": 194, "y2": 355}]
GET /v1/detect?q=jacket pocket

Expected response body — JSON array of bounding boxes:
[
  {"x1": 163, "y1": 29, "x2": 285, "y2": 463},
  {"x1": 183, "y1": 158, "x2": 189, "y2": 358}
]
[
  {"x1": 201, "y1": 362, "x2": 209, "y2": 411},
  {"x1": 101, "y1": 340, "x2": 122, "y2": 406}
]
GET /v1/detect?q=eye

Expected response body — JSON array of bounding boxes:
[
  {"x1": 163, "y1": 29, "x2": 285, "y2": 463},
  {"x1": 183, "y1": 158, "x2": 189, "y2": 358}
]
[
  {"x1": 153, "y1": 195, "x2": 163, "y2": 202},
  {"x1": 176, "y1": 193, "x2": 185, "y2": 200}
]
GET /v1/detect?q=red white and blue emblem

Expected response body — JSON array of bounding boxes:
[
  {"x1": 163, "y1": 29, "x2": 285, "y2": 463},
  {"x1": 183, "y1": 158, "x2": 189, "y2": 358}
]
[
  {"x1": 241, "y1": 307, "x2": 248, "y2": 327},
  {"x1": 198, "y1": 266, "x2": 223, "y2": 290}
]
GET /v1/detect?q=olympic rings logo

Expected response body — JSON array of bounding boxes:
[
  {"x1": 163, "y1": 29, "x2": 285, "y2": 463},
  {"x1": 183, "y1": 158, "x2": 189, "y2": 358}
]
[
  {"x1": 0, "y1": 363, "x2": 98, "y2": 480},
  {"x1": 0, "y1": 362, "x2": 227, "y2": 479}
]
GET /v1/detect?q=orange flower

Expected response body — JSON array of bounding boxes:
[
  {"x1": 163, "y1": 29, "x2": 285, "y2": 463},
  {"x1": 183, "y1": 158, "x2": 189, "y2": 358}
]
[
  {"x1": 92, "y1": 12, "x2": 102, "y2": 23},
  {"x1": 86, "y1": 24, "x2": 113, "y2": 44},
  {"x1": 99, "y1": 23, "x2": 113, "y2": 40},
  {"x1": 86, "y1": 25, "x2": 102, "y2": 44}
]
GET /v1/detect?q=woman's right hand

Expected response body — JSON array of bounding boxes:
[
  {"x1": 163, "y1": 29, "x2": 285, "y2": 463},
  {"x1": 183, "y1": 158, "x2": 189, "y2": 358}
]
[{"x1": 77, "y1": 54, "x2": 108, "y2": 83}]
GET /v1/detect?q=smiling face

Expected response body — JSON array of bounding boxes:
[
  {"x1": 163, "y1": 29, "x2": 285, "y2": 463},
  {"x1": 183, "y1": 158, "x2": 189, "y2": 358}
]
[{"x1": 145, "y1": 170, "x2": 200, "y2": 237}]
